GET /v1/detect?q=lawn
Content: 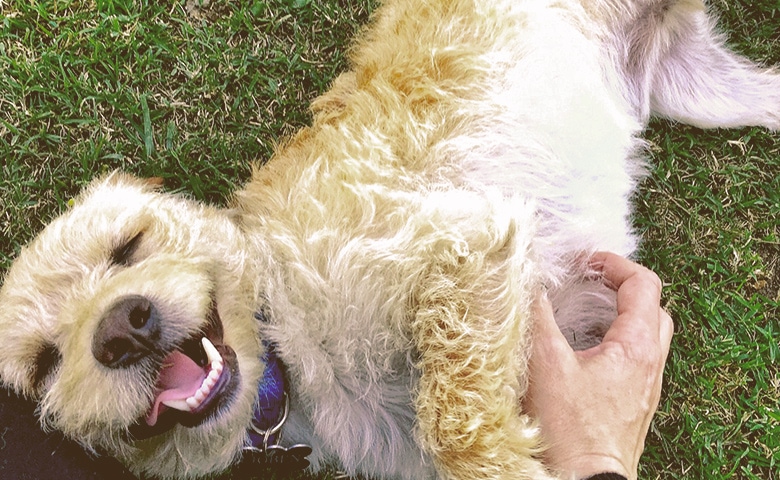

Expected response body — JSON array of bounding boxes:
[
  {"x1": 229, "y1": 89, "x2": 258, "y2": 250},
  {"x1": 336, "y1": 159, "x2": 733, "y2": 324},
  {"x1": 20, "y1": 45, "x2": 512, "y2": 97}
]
[{"x1": 0, "y1": 1, "x2": 778, "y2": 479}]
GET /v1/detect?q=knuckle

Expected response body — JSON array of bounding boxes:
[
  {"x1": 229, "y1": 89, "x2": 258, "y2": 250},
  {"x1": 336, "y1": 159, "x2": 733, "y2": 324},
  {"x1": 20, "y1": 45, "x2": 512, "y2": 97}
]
[
  {"x1": 661, "y1": 308, "x2": 674, "y2": 329},
  {"x1": 607, "y1": 339, "x2": 662, "y2": 368},
  {"x1": 640, "y1": 268, "x2": 663, "y2": 293},
  {"x1": 639, "y1": 343, "x2": 666, "y2": 370}
]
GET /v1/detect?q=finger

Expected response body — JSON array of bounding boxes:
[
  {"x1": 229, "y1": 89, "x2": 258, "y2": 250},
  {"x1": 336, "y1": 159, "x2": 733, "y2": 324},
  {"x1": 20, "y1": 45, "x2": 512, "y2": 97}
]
[
  {"x1": 589, "y1": 251, "x2": 655, "y2": 292},
  {"x1": 658, "y1": 308, "x2": 674, "y2": 360},
  {"x1": 531, "y1": 292, "x2": 573, "y2": 358},
  {"x1": 590, "y1": 252, "x2": 664, "y2": 345},
  {"x1": 532, "y1": 291, "x2": 556, "y2": 335}
]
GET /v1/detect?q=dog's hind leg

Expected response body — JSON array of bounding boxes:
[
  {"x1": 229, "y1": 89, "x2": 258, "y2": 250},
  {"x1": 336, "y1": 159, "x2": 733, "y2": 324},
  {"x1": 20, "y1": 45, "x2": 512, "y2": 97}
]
[{"x1": 633, "y1": 0, "x2": 780, "y2": 129}]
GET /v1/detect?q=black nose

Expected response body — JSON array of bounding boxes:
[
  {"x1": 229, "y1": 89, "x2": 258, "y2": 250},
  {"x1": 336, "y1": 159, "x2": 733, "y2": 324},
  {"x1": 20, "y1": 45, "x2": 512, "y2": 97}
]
[{"x1": 92, "y1": 296, "x2": 161, "y2": 368}]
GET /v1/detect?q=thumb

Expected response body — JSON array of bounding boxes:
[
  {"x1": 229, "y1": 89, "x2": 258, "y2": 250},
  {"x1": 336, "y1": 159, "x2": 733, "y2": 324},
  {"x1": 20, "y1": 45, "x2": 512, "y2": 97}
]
[
  {"x1": 531, "y1": 292, "x2": 574, "y2": 359},
  {"x1": 525, "y1": 292, "x2": 574, "y2": 414}
]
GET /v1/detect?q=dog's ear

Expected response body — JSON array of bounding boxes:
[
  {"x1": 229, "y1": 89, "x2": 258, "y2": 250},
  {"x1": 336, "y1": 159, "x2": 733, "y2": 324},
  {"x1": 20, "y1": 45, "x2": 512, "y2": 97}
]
[
  {"x1": 97, "y1": 170, "x2": 165, "y2": 192},
  {"x1": 142, "y1": 176, "x2": 165, "y2": 188},
  {"x1": 310, "y1": 72, "x2": 357, "y2": 120},
  {"x1": 62, "y1": 171, "x2": 166, "y2": 212},
  {"x1": 0, "y1": 292, "x2": 59, "y2": 400}
]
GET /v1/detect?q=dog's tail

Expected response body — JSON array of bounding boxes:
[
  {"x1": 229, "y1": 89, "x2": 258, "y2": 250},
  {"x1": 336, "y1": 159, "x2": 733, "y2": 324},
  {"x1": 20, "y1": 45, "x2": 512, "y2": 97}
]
[{"x1": 628, "y1": 0, "x2": 780, "y2": 130}]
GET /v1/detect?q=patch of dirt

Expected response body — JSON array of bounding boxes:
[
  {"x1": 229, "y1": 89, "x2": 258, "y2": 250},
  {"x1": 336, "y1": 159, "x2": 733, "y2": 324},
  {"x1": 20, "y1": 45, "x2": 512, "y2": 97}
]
[
  {"x1": 185, "y1": 0, "x2": 222, "y2": 22},
  {"x1": 756, "y1": 242, "x2": 780, "y2": 302}
]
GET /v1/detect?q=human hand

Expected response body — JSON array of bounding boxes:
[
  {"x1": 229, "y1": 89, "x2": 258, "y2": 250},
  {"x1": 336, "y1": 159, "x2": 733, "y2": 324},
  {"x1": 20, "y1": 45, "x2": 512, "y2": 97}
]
[{"x1": 524, "y1": 252, "x2": 673, "y2": 480}]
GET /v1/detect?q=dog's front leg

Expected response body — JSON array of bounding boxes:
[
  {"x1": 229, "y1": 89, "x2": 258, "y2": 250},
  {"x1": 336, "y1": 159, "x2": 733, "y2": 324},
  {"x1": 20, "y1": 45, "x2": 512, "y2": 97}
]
[{"x1": 410, "y1": 225, "x2": 554, "y2": 480}]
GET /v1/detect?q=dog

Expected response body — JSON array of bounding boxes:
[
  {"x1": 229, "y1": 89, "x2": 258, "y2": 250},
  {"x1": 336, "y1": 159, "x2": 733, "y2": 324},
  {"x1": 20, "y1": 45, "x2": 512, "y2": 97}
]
[{"x1": 0, "y1": 0, "x2": 778, "y2": 479}]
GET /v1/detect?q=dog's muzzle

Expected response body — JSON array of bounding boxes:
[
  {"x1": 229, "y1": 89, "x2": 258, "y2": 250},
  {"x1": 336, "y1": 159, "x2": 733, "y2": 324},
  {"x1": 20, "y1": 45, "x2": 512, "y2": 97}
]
[
  {"x1": 93, "y1": 296, "x2": 240, "y2": 437},
  {"x1": 93, "y1": 296, "x2": 162, "y2": 368}
]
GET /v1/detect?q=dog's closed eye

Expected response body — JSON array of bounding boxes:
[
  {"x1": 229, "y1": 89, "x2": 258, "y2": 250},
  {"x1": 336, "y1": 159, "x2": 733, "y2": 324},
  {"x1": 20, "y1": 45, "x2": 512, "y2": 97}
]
[
  {"x1": 31, "y1": 342, "x2": 62, "y2": 392},
  {"x1": 111, "y1": 232, "x2": 144, "y2": 266}
]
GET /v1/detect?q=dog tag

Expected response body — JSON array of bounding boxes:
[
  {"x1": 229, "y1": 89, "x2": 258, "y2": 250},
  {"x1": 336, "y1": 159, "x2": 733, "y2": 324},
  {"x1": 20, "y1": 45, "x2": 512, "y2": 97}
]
[
  {"x1": 263, "y1": 444, "x2": 313, "y2": 471},
  {"x1": 238, "y1": 444, "x2": 312, "y2": 477}
]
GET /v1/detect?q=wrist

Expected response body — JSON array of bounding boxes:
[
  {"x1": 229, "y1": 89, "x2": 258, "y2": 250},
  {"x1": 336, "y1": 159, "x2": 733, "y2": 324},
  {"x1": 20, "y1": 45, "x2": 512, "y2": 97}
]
[
  {"x1": 581, "y1": 474, "x2": 628, "y2": 480},
  {"x1": 552, "y1": 454, "x2": 634, "y2": 480}
]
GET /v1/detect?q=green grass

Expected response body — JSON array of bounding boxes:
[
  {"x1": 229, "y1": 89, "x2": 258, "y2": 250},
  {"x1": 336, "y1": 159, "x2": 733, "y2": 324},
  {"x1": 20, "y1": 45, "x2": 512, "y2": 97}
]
[
  {"x1": 0, "y1": 1, "x2": 778, "y2": 479},
  {"x1": 635, "y1": 3, "x2": 780, "y2": 478}
]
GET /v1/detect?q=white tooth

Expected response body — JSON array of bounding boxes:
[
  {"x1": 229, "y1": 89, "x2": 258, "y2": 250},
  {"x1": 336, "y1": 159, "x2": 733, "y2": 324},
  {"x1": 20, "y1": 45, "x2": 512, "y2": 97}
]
[
  {"x1": 211, "y1": 361, "x2": 223, "y2": 374},
  {"x1": 201, "y1": 337, "x2": 223, "y2": 364},
  {"x1": 195, "y1": 390, "x2": 207, "y2": 402},
  {"x1": 162, "y1": 399, "x2": 192, "y2": 412},
  {"x1": 205, "y1": 377, "x2": 216, "y2": 388},
  {"x1": 186, "y1": 397, "x2": 200, "y2": 409}
]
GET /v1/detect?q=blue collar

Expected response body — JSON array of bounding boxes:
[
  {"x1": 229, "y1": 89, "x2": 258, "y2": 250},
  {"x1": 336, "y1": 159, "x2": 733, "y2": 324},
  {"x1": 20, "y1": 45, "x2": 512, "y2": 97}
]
[
  {"x1": 247, "y1": 340, "x2": 286, "y2": 448},
  {"x1": 247, "y1": 311, "x2": 287, "y2": 449},
  {"x1": 240, "y1": 313, "x2": 312, "y2": 473}
]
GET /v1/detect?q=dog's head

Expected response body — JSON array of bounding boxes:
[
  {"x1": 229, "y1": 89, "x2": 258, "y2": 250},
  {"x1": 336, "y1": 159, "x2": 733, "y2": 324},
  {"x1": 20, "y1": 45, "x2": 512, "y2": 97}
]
[{"x1": 0, "y1": 173, "x2": 266, "y2": 478}]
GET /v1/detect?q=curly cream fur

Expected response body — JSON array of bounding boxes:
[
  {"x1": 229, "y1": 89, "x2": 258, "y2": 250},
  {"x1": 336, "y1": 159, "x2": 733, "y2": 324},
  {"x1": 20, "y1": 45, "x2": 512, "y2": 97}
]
[{"x1": 1, "y1": 0, "x2": 778, "y2": 479}]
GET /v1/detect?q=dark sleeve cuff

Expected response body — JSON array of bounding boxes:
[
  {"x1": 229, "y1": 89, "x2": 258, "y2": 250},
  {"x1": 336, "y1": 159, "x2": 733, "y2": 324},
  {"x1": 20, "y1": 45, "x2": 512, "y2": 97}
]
[{"x1": 581, "y1": 474, "x2": 628, "y2": 480}]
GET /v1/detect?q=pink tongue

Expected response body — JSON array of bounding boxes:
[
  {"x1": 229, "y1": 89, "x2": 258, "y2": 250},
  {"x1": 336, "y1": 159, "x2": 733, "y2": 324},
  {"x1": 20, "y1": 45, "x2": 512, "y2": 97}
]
[{"x1": 146, "y1": 351, "x2": 207, "y2": 426}]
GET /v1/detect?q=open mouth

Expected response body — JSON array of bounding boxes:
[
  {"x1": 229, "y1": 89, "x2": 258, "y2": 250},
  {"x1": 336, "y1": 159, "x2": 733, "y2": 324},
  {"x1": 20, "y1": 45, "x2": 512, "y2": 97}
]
[{"x1": 129, "y1": 304, "x2": 240, "y2": 439}]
